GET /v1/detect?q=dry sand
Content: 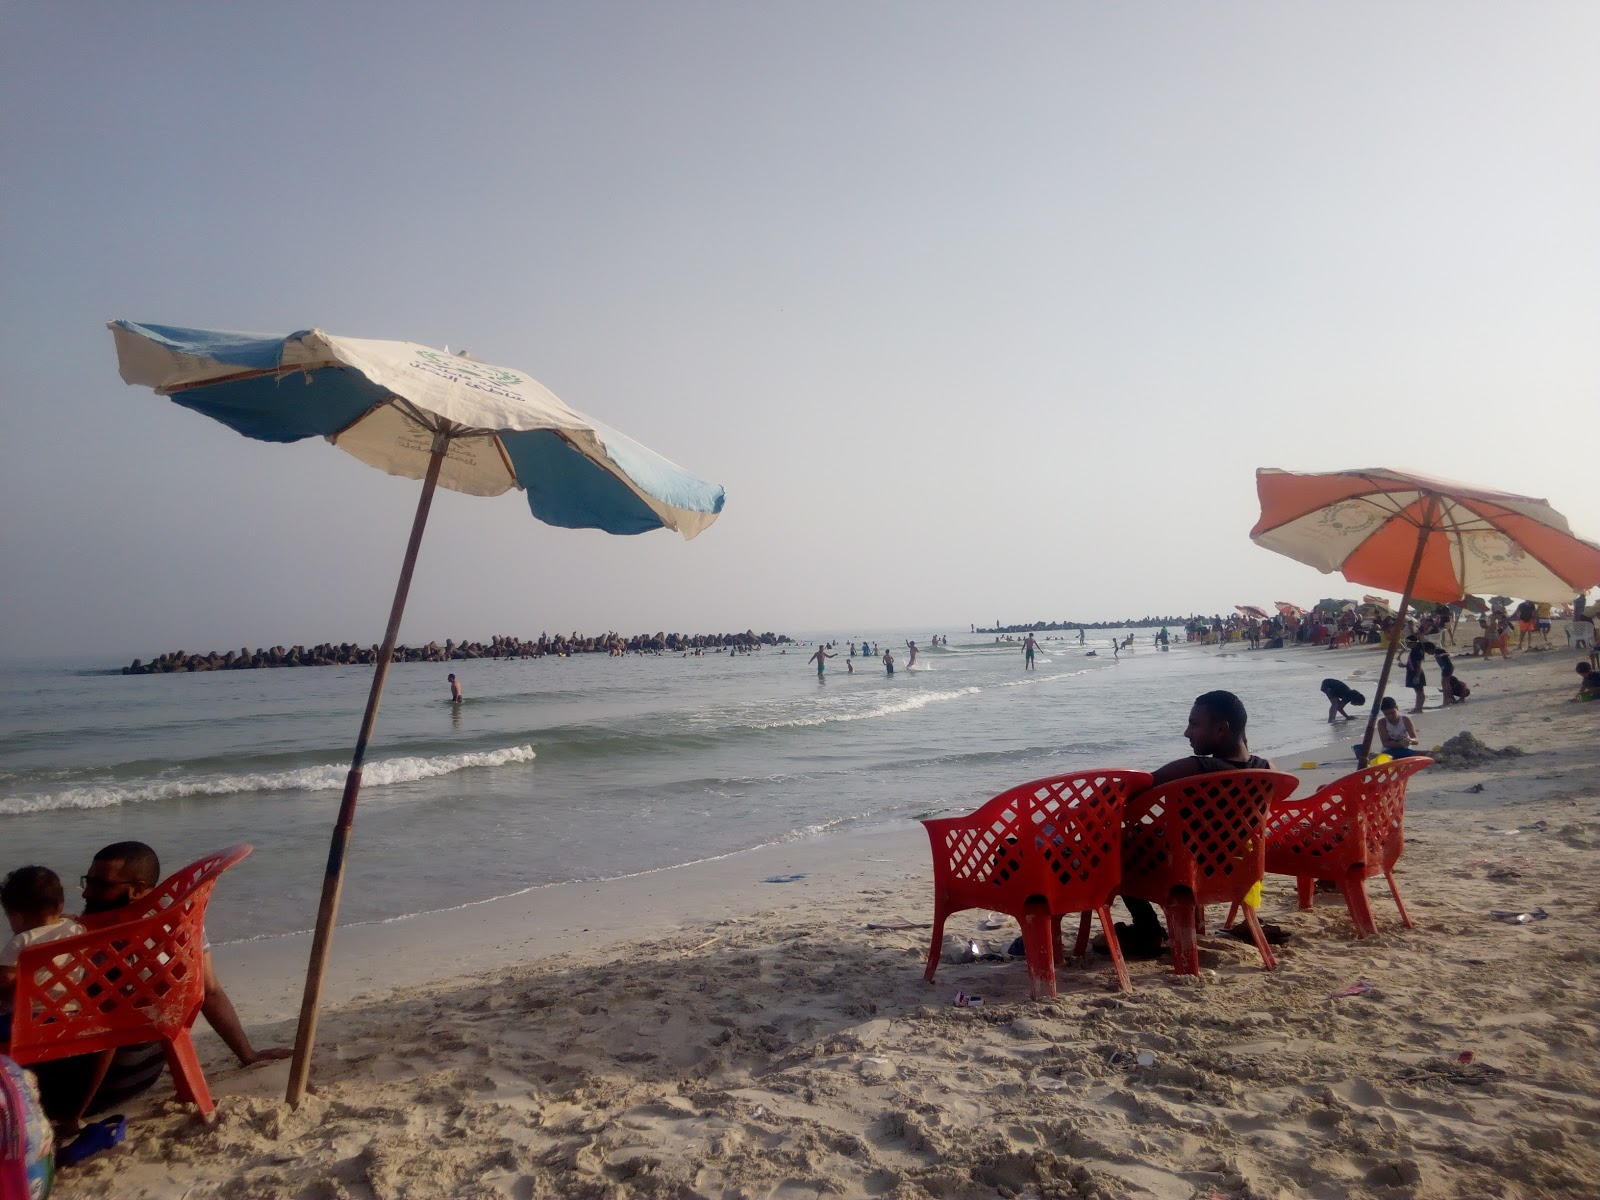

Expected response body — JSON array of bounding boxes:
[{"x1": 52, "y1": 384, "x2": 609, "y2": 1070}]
[{"x1": 50, "y1": 642, "x2": 1600, "y2": 1200}]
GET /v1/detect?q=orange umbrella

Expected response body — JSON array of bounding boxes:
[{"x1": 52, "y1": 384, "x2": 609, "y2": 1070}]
[
  {"x1": 1252, "y1": 467, "x2": 1600, "y2": 763},
  {"x1": 1236, "y1": 604, "x2": 1270, "y2": 619},
  {"x1": 1273, "y1": 601, "x2": 1305, "y2": 617}
]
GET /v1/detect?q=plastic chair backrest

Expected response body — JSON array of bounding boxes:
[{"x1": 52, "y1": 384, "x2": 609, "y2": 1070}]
[
  {"x1": 1121, "y1": 770, "x2": 1301, "y2": 906},
  {"x1": 1354, "y1": 757, "x2": 1430, "y2": 870},
  {"x1": 78, "y1": 844, "x2": 253, "y2": 933},
  {"x1": 925, "y1": 770, "x2": 1154, "y2": 911},
  {"x1": 8, "y1": 845, "x2": 251, "y2": 1067}
]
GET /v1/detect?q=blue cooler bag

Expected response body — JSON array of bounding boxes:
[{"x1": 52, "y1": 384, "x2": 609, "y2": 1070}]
[{"x1": 0, "y1": 1055, "x2": 53, "y2": 1200}]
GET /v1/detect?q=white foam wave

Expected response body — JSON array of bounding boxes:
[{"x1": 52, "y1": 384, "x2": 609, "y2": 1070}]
[
  {"x1": 0, "y1": 745, "x2": 537, "y2": 816},
  {"x1": 754, "y1": 686, "x2": 982, "y2": 729}
]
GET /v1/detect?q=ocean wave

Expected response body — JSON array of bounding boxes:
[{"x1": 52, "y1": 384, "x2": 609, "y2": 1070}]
[
  {"x1": 0, "y1": 744, "x2": 537, "y2": 816},
  {"x1": 752, "y1": 686, "x2": 982, "y2": 729}
]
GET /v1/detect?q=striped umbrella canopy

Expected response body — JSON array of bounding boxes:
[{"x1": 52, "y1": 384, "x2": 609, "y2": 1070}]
[
  {"x1": 1235, "y1": 604, "x2": 1270, "y2": 619},
  {"x1": 1273, "y1": 601, "x2": 1305, "y2": 617},
  {"x1": 1252, "y1": 467, "x2": 1600, "y2": 764},
  {"x1": 110, "y1": 321, "x2": 726, "y2": 1106}
]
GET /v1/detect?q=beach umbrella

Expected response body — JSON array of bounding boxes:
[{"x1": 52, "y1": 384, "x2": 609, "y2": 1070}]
[
  {"x1": 1452, "y1": 595, "x2": 1489, "y2": 614},
  {"x1": 108, "y1": 321, "x2": 726, "y2": 1105},
  {"x1": 1235, "y1": 604, "x2": 1270, "y2": 619},
  {"x1": 1273, "y1": 601, "x2": 1305, "y2": 617},
  {"x1": 1251, "y1": 467, "x2": 1600, "y2": 765},
  {"x1": 1362, "y1": 594, "x2": 1393, "y2": 610}
]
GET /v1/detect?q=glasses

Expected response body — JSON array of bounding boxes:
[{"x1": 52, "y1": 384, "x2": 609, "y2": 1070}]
[{"x1": 79, "y1": 875, "x2": 132, "y2": 891}]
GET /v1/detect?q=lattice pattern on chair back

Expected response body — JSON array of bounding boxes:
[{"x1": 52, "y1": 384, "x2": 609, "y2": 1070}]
[
  {"x1": 1261, "y1": 785, "x2": 1361, "y2": 873},
  {"x1": 927, "y1": 770, "x2": 1153, "y2": 912},
  {"x1": 1359, "y1": 757, "x2": 1430, "y2": 871},
  {"x1": 1121, "y1": 770, "x2": 1300, "y2": 906},
  {"x1": 9, "y1": 845, "x2": 251, "y2": 1066}
]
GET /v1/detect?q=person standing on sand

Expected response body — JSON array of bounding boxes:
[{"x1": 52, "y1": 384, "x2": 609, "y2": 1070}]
[
  {"x1": 1403, "y1": 638, "x2": 1427, "y2": 713},
  {"x1": 448, "y1": 673, "x2": 463, "y2": 703},
  {"x1": 1023, "y1": 632, "x2": 1041, "y2": 670},
  {"x1": 808, "y1": 646, "x2": 834, "y2": 677}
]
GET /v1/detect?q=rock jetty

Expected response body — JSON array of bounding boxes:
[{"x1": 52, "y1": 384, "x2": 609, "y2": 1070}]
[{"x1": 121, "y1": 630, "x2": 792, "y2": 673}]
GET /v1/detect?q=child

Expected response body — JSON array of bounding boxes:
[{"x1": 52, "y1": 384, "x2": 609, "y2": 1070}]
[
  {"x1": 1433, "y1": 644, "x2": 1459, "y2": 707},
  {"x1": 1376, "y1": 697, "x2": 1424, "y2": 758},
  {"x1": 1320, "y1": 677, "x2": 1365, "y2": 722},
  {"x1": 1, "y1": 865, "x2": 87, "y2": 1037}
]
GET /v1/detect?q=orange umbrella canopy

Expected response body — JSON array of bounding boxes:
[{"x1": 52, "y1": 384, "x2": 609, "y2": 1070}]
[{"x1": 1251, "y1": 468, "x2": 1600, "y2": 604}]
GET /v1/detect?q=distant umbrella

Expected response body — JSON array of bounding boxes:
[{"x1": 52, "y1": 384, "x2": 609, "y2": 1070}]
[
  {"x1": 1251, "y1": 467, "x2": 1600, "y2": 764},
  {"x1": 1273, "y1": 601, "x2": 1306, "y2": 617},
  {"x1": 109, "y1": 321, "x2": 726, "y2": 1105},
  {"x1": 1235, "y1": 604, "x2": 1270, "y2": 619}
]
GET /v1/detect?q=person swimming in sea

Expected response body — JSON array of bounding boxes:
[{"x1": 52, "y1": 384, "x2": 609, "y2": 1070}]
[
  {"x1": 883, "y1": 647, "x2": 895, "y2": 675},
  {"x1": 448, "y1": 673, "x2": 462, "y2": 703}
]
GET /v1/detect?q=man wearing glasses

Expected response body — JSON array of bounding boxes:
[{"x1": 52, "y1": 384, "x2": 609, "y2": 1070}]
[{"x1": 36, "y1": 842, "x2": 288, "y2": 1125}]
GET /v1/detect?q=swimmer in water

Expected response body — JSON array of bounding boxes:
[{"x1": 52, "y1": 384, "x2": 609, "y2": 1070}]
[
  {"x1": 883, "y1": 647, "x2": 895, "y2": 675},
  {"x1": 906, "y1": 640, "x2": 919, "y2": 669},
  {"x1": 809, "y1": 646, "x2": 834, "y2": 677},
  {"x1": 448, "y1": 673, "x2": 462, "y2": 703},
  {"x1": 1023, "y1": 632, "x2": 1041, "y2": 670}
]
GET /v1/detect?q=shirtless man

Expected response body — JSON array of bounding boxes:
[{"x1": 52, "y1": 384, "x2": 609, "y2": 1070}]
[
  {"x1": 905, "y1": 640, "x2": 919, "y2": 669},
  {"x1": 1023, "y1": 633, "x2": 1041, "y2": 670},
  {"x1": 1115, "y1": 691, "x2": 1273, "y2": 957},
  {"x1": 448, "y1": 673, "x2": 463, "y2": 703},
  {"x1": 808, "y1": 646, "x2": 834, "y2": 677}
]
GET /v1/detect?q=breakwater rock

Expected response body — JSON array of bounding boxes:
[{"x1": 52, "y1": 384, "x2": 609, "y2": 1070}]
[{"x1": 121, "y1": 630, "x2": 793, "y2": 674}]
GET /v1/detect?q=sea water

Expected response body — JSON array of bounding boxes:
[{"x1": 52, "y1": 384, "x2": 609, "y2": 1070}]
[{"x1": 0, "y1": 631, "x2": 1365, "y2": 944}]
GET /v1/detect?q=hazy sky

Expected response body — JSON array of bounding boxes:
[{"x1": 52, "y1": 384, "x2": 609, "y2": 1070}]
[{"x1": 3, "y1": 3, "x2": 1596, "y2": 657}]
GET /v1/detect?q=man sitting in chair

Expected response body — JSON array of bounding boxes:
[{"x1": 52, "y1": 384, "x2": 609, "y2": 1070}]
[
  {"x1": 1113, "y1": 690, "x2": 1274, "y2": 958},
  {"x1": 32, "y1": 841, "x2": 289, "y2": 1125}
]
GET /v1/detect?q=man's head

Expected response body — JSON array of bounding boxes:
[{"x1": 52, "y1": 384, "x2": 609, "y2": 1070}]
[
  {"x1": 1581, "y1": 661, "x2": 1595, "y2": 678},
  {"x1": 448, "y1": 673, "x2": 456, "y2": 681},
  {"x1": 1183, "y1": 690, "x2": 1248, "y2": 756},
  {"x1": 1, "y1": 865, "x2": 65, "y2": 934},
  {"x1": 82, "y1": 841, "x2": 160, "y2": 915}
]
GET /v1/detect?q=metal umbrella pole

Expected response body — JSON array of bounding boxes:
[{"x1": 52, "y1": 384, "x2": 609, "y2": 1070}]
[{"x1": 286, "y1": 431, "x2": 449, "y2": 1106}]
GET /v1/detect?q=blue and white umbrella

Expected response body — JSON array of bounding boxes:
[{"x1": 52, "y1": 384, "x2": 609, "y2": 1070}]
[{"x1": 109, "y1": 320, "x2": 726, "y2": 1105}]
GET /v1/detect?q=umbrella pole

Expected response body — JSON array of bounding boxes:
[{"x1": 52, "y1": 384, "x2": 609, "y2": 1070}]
[
  {"x1": 1356, "y1": 497, "x2": 1436, "y2": 767},
  {"x1": 286, "y1": 435, "x2": 449, "y2": 1107}
]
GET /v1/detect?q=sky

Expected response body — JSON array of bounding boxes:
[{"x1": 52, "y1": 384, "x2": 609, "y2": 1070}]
[{"x1": 2, "y1": 3, "x2": 1597, "y2": 657}]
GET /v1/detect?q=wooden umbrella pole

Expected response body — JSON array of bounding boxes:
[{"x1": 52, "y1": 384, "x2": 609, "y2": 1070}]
[
  {"x1": 286, "y1": 433, "x2": 449, "y2": 1107},
  {"x1": 1356, "y1": 496, "x2": 1437, "y2": 768}
]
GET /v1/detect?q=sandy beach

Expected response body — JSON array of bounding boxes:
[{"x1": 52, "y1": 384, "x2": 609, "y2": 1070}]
[{"x1": 47, "y1": 643, "x2": 1600, "y2": 1200}]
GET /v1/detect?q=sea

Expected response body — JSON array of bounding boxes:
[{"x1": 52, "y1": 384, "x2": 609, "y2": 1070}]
[{"x1": 0, "y1": 630, "x2": 1365, "y2": 946}]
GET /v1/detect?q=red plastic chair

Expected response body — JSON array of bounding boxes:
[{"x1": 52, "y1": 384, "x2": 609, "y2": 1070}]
[
  {"x1": 1119, "y1": 770, "x2": 1300, "y2": 975},
  {"x1": 1228, "y1": 758, "x2": 1431, "y2": 937},
  {"x1": 923, "y1": 770, "x2": 1153, "y2": 998},
  {"x1": 5, "y1": 845, "x2": 251, "y2": 1122}
]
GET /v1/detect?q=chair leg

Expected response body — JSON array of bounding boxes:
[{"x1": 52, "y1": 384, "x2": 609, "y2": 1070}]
[
  {"x1": 923, "y1": 904, "x2": 950, "y2": 983},
  {"x1": 1096, "y1": 905, "x2": 1131, "y2": 993},
  {"x1": 1019, "y1": 899, "x2": 1057, "y2": 999},
  {"x1": 1051, "y1": 914, "x2": 1067, "y2": 966},
  {"x1": 164, "y1": 1029, "x2": 215, "y2": 1121},
  {"x1": 1296, "y1": 876, "x2": 1315, "y2": 910},
  {"x1": 1224, "y1": 901, "x2": 1240, "y2": 927},
  {"x1": 1072, "y1": 910, "x2": 1093, "y2": 958},
  {"x1": 1164, "y1": 892, "x2": 1200, "y2": 976},
  {"x1": 1239, "y1": 905, "x2": 1278, "y2": 970},
  {"x1": 1194, "y1": 904, "x2": 1207, "y2": 936},
  {"x1": 1339, "y1": 866, "x2": 1378, "y2": 938},
  {"x1": 1383, "y1": 866, "x2": 1414, "y2": 929}
]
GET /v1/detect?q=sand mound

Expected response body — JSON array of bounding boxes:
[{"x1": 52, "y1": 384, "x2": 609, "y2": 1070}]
[{"x1": 1429, "y1": 731, "x2": 1526, "y2": 769}]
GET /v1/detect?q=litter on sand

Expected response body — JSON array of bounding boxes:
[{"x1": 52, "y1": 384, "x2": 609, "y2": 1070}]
[
  {"x1": 1331, "y1": 980, "x2": 1374, "y2": 997},
  {"x1": 1490, "y1": 908, "x2": 1549, "y2": 923},
  {"x1": 761, "y1": 873, "x2": 806, "y2": 884},
  {"x1": 981, "y1": 913, "x2": 1007, "y2": 929},
  {"x1": 952, "y1": 991, "x2": 984, "y2": 1007},
  {"x1": 1035, "y1": 1077, "x2": 1071, "y2": 1090}
]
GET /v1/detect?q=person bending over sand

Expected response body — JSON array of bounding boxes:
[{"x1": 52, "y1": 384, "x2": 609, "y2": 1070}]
[
  {"x1": 1113, "y1": 691, "x2": 1274, "y2": 958},
  {"x1": 1320, "y1": 677, "x2": 1365, "y2": 722}
]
